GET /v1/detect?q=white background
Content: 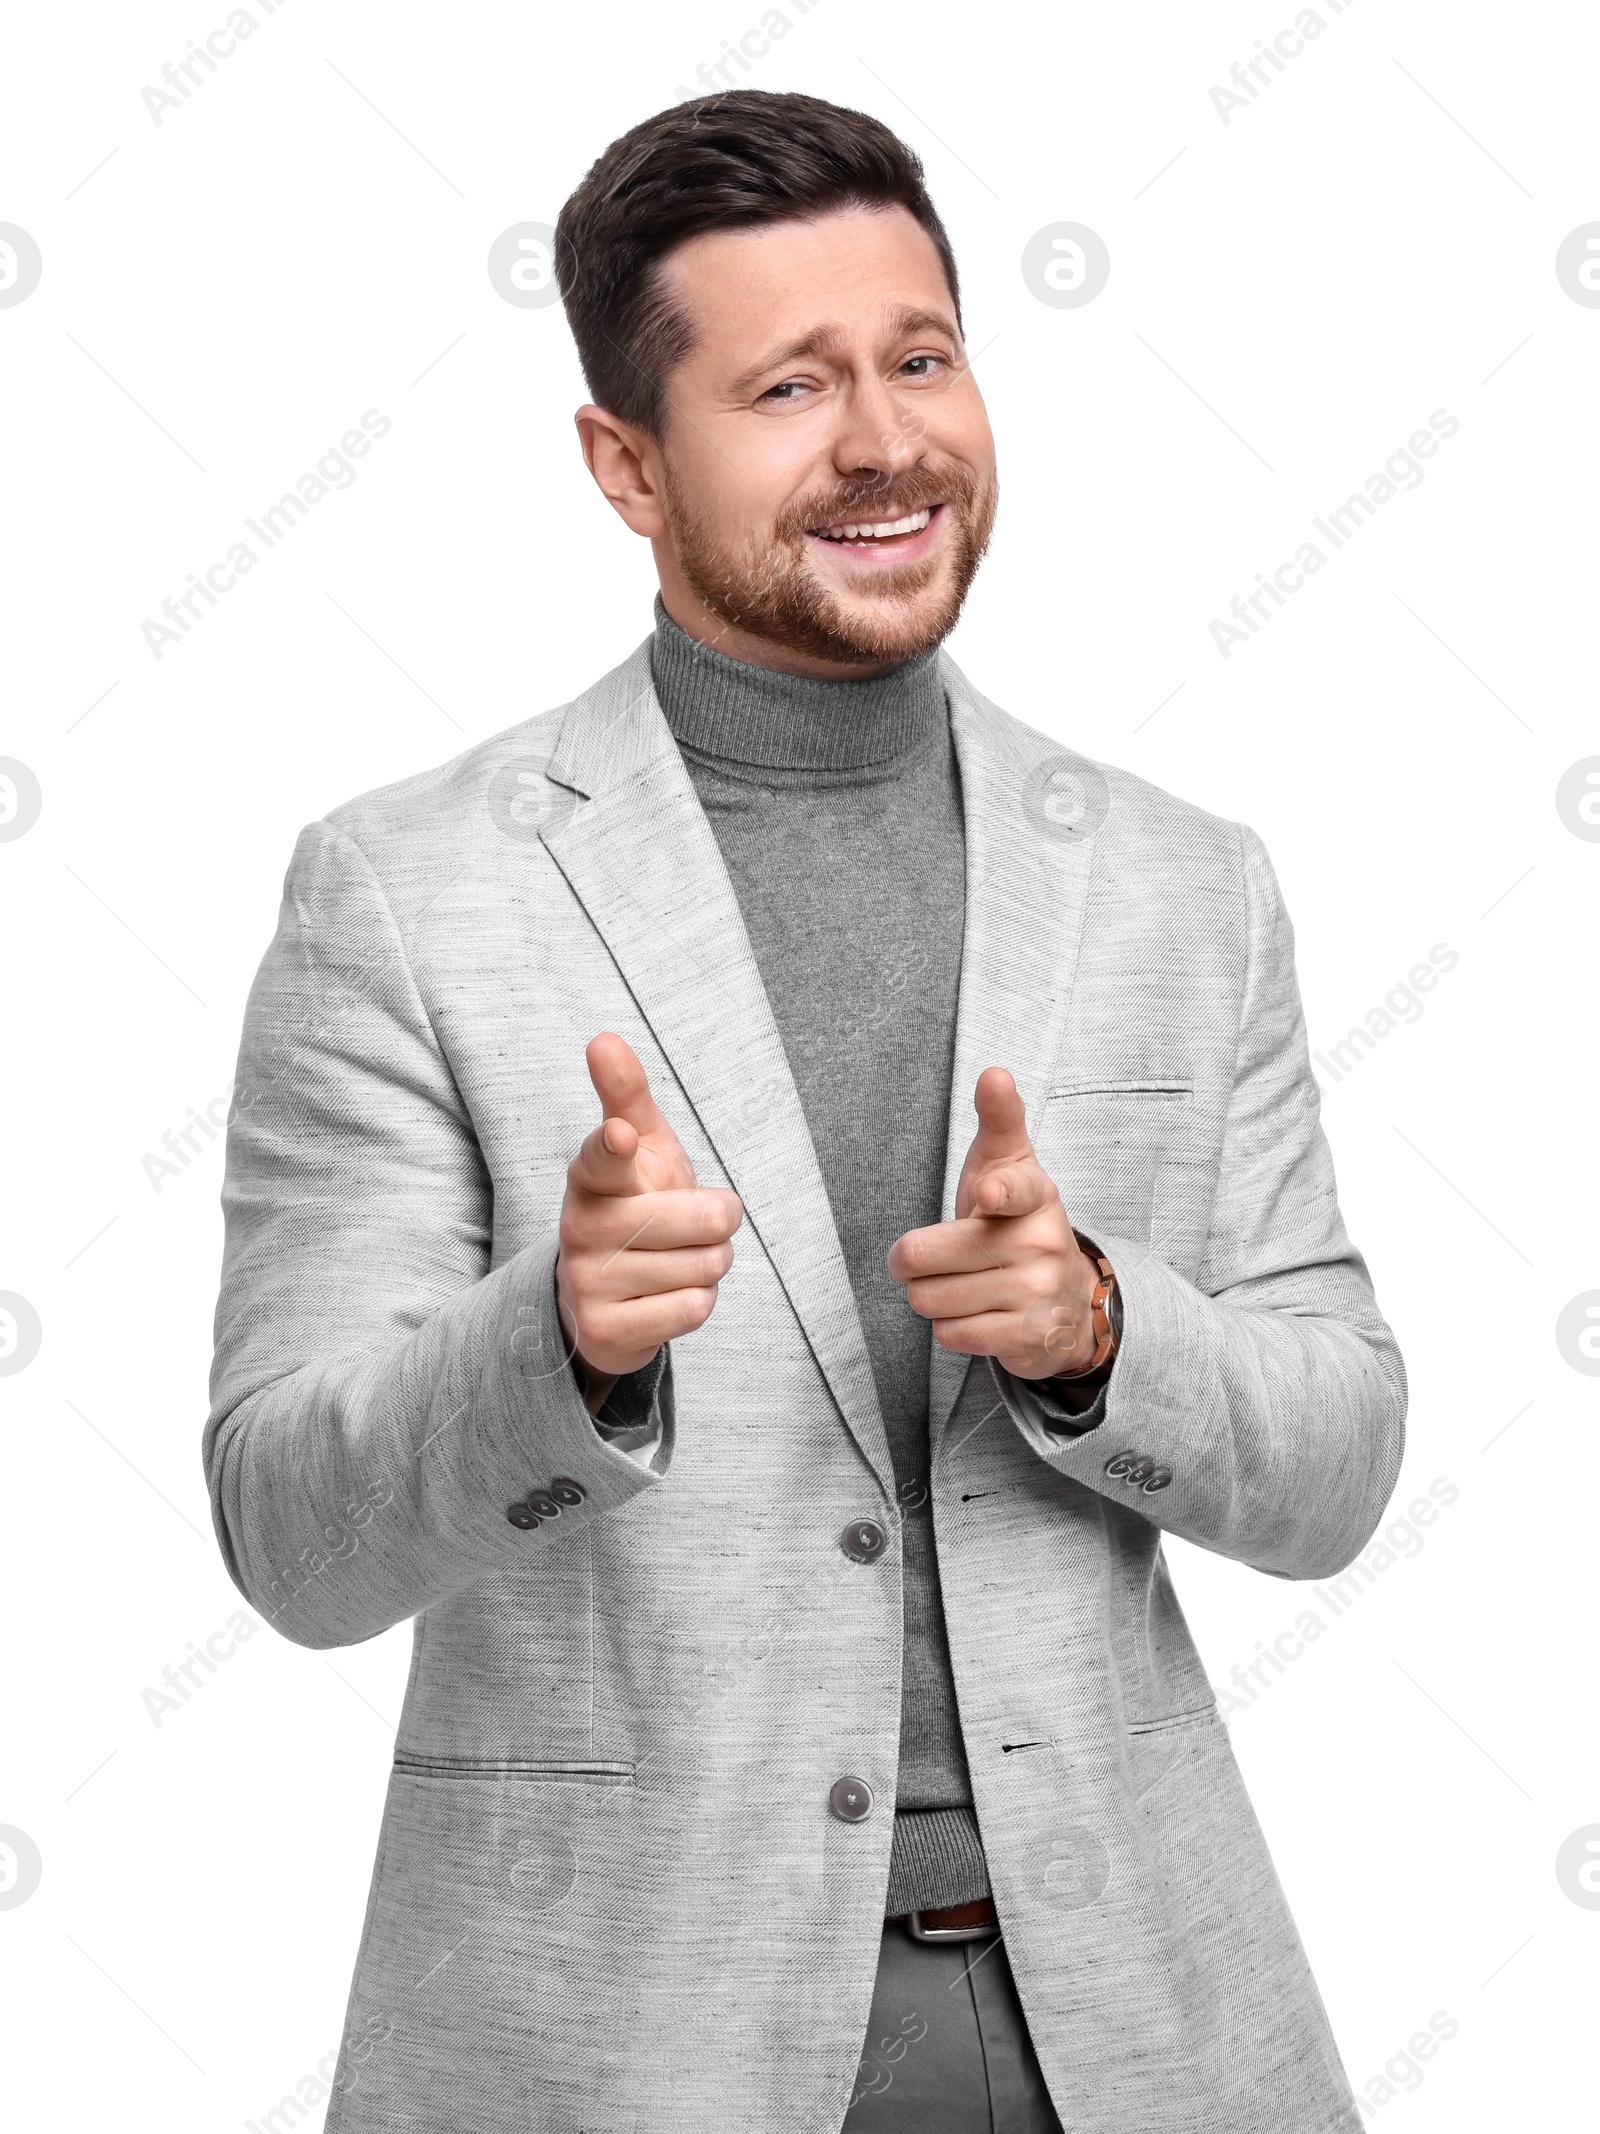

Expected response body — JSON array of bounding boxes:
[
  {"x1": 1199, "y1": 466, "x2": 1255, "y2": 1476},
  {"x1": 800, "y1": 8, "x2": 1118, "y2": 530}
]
[{"x1": 2, "y1": 1, "x2": 1595, "y2": 2126}]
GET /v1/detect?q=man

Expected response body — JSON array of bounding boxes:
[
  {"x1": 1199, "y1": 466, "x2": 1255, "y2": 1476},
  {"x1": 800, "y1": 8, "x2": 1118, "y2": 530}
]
[{"x1": 205, "y1": 90, "x2": 1406, "y2": 2133}]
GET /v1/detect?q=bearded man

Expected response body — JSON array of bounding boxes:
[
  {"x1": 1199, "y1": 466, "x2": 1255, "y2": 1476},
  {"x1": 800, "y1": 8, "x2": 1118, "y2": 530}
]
[{"x1": 206, "y1": 89, "x2": 1405, "y2": 2134}]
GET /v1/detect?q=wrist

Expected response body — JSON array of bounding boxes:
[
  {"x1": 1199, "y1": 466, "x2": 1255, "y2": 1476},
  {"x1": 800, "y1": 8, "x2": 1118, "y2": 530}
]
[
  {"x1": 1036, "y1": 1361, "x2": 1111, "y2": 1419},
  {"x1": 573, "y1": 1353, "x2": 622, "y2": 1417},
  {"x1": 555, "y1": 1259, "x2": 630, "y2": 1415}
]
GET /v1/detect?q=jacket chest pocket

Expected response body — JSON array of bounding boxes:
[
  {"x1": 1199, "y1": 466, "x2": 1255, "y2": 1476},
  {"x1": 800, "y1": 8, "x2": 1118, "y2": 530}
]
[{"x1": 1032, "y1": 1068, "x2": 1194, "y2": 1249}]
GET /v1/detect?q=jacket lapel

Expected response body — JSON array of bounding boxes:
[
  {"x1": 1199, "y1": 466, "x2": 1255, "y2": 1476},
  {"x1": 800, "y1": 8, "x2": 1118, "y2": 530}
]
[
  {"x1": 928, "y1": 656, "x2": 1101, "y2": 1444},
  {"x1": 536, "y1": 643, "x2": 893, "y2": 1498}
]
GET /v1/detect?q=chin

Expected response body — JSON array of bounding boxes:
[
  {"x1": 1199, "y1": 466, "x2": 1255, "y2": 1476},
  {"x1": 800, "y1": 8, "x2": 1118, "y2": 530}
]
[
  {"x1": 777, "y1": 557, "x2": 956, "y2": 663},
  {"x1": 836, "y1": 611, "x2": 951, "y2": 664},
  {"x1": 818, "y1": 592, "x2": 962, "y2": 665}
]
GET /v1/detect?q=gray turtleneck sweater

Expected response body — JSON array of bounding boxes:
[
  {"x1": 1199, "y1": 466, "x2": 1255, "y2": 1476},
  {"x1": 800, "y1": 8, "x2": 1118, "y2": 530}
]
[{"x1": 648, "y1": 601, "x2": 987, "y2": 1916}]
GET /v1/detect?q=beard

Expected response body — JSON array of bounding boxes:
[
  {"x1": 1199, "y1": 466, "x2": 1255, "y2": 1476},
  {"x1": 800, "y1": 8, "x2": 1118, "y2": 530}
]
[{"x1": 661, "y1": 458, "x2": 998, "y2": 668}]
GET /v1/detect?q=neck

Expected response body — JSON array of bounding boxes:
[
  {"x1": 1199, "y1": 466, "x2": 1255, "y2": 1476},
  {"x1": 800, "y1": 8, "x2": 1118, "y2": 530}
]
[{"x1": 649, "y1": 596, "x2": 946, "y2": 773}]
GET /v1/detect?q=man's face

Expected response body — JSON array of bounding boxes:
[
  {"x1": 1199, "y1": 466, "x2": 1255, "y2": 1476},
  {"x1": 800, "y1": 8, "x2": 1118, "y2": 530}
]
[{"x1": 649, "y1": 206, "x2": 997, "y2": 670}]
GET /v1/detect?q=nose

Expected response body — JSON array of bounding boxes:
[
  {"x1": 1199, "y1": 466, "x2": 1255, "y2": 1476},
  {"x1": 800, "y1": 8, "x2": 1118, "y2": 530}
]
[{"x1": 827, "y1": 368, "x2": 929, "y2": 497}]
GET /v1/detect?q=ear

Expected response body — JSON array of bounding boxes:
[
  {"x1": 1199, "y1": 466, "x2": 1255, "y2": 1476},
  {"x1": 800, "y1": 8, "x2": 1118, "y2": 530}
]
[{"x1": 575, "y1": 405, "x2": 668, "y2": 539}]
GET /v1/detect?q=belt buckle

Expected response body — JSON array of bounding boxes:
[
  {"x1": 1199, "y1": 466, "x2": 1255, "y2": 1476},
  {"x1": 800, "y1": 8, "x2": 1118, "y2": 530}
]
[{"x1": 906, "y1": 1907, "x2": 999, "y2": 1944}]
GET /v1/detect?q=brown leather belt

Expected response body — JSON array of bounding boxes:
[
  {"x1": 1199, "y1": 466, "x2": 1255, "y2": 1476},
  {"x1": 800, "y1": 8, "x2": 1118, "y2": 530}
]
[{"x1": 887, "y1": 1896, "x2": 999, "y2": 1943}]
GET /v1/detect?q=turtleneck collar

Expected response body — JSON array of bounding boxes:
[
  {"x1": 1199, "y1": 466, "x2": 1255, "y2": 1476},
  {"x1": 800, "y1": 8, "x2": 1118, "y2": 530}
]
[{"x1": 649, "y1": 597, "x2": 946, "y2": 774}]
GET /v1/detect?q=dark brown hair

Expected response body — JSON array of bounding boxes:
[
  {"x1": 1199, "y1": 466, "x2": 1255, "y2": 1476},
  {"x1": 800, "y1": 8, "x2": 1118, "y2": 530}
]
[{"x1": 554, "y1": 90, "x2": 961, "y2": 439}]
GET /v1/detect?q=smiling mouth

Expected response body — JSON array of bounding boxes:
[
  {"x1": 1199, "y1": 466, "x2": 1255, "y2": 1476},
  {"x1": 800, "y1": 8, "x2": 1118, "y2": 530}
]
[{"x1": 808, "y1": 504, "x2": 939, "y2": 546}]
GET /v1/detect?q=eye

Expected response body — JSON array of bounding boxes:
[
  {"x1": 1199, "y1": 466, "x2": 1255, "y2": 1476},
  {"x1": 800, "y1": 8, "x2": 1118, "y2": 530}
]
[
  {"x1": 899, "y1": 353, "x2": 950, "y2": 380},
  {"x1": 758, "y1": 378, "x2": 809, "y2": 405}
]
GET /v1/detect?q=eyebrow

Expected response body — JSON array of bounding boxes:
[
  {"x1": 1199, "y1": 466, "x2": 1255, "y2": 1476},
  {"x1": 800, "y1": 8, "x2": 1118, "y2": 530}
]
[{"x1": 727, "y1": 303, "x2": 963, "y2": 398}]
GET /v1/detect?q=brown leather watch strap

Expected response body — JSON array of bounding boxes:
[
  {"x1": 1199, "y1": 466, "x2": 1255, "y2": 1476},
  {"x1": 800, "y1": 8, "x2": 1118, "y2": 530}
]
[{"x1": 1051, "y1": 1250, "x2": 1119, "y2": 1379}]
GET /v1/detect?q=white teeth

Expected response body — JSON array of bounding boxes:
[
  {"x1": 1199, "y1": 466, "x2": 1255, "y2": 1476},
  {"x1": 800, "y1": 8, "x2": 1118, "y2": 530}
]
[{"x1": 817, "y1": 507, "x2": 933, "y2": 543}]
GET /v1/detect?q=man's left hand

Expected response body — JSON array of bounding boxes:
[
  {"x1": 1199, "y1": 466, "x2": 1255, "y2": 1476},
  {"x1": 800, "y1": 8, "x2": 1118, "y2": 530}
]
[{"x1": 887, "y1": 1066, "x2": 1105, "y2": 1384}]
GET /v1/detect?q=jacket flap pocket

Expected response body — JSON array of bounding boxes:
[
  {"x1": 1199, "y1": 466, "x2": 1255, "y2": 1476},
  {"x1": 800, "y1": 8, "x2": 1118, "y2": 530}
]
[{"x1": 1048, "y1": 1040, "x2": 1193, "y2": 1098}]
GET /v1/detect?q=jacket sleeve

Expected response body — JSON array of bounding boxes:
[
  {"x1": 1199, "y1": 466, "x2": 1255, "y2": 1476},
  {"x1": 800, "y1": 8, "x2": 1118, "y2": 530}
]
[
  {"x1": 202, "y1": 819, "x2": 672, "y2": 1651},
  {"x1": 996, "y1": 823, "x2": 1406, "y2": 1581}
]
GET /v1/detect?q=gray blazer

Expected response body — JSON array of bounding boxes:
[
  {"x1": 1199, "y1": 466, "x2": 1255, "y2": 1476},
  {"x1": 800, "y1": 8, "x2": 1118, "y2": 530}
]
[{"x1": 205, "y1": 639, "x2": 1405, "y2": 2133}]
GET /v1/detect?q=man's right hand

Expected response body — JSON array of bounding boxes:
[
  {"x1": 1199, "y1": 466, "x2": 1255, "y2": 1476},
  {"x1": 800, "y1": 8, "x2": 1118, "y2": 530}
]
[{"x1": 556, "y1": 1032, "x2": 743, "y2": 1413}]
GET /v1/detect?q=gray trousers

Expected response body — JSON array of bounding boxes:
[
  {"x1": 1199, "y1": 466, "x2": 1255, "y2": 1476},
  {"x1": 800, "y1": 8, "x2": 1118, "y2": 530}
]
[{"x1": 845, "y1": 1922, "x2": 1065, "y2": 2131}]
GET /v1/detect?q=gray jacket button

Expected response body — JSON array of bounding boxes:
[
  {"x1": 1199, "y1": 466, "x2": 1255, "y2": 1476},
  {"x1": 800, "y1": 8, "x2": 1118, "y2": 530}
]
[
  {"x1": 829, "y1": 1776, "x2": 874, "y2": 1823},
  {"x1": 841, "y1": 1520, "x2": 887, "y2": 1563},
  {"x1": 506, "y1": 1502, "x2": 540, "y2": 1530}
]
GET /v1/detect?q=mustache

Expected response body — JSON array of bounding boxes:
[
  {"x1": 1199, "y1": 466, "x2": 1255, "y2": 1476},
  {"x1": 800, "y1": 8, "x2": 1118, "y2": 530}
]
[{"x1": 781, "y1": 462, "x2": 979, "y2": 537}]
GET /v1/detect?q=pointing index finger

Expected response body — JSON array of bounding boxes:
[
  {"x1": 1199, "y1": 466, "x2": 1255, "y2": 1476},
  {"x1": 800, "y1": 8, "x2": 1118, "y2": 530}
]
[
  {"x1": 968, "y1": 1161, "x2": 1054, "y2": 1219},
  {"x1": 571, "y1": 1112, "x2": 647, "y2": 1197}
]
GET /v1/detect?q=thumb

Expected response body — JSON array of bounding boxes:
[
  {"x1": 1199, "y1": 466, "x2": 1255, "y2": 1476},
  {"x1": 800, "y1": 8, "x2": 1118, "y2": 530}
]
[
  {"x1": 586, "y1": 1032, "x2": 675, "y2": 1143},
  {"x1": 957, "y1": 1067, "x2": 1040, "y2": 1218}
]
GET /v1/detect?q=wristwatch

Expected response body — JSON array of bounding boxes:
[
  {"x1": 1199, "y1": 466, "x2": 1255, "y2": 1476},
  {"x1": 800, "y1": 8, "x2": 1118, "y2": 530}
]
[{"x1": 1051, "y1": 1242, "x2": 1121, "y2": 1380}]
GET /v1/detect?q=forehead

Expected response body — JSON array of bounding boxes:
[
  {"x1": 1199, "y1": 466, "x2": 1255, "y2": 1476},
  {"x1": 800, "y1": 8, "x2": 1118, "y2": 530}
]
[{"x1": 658, "y1": 205, "x2": 958, "y2": 364}]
